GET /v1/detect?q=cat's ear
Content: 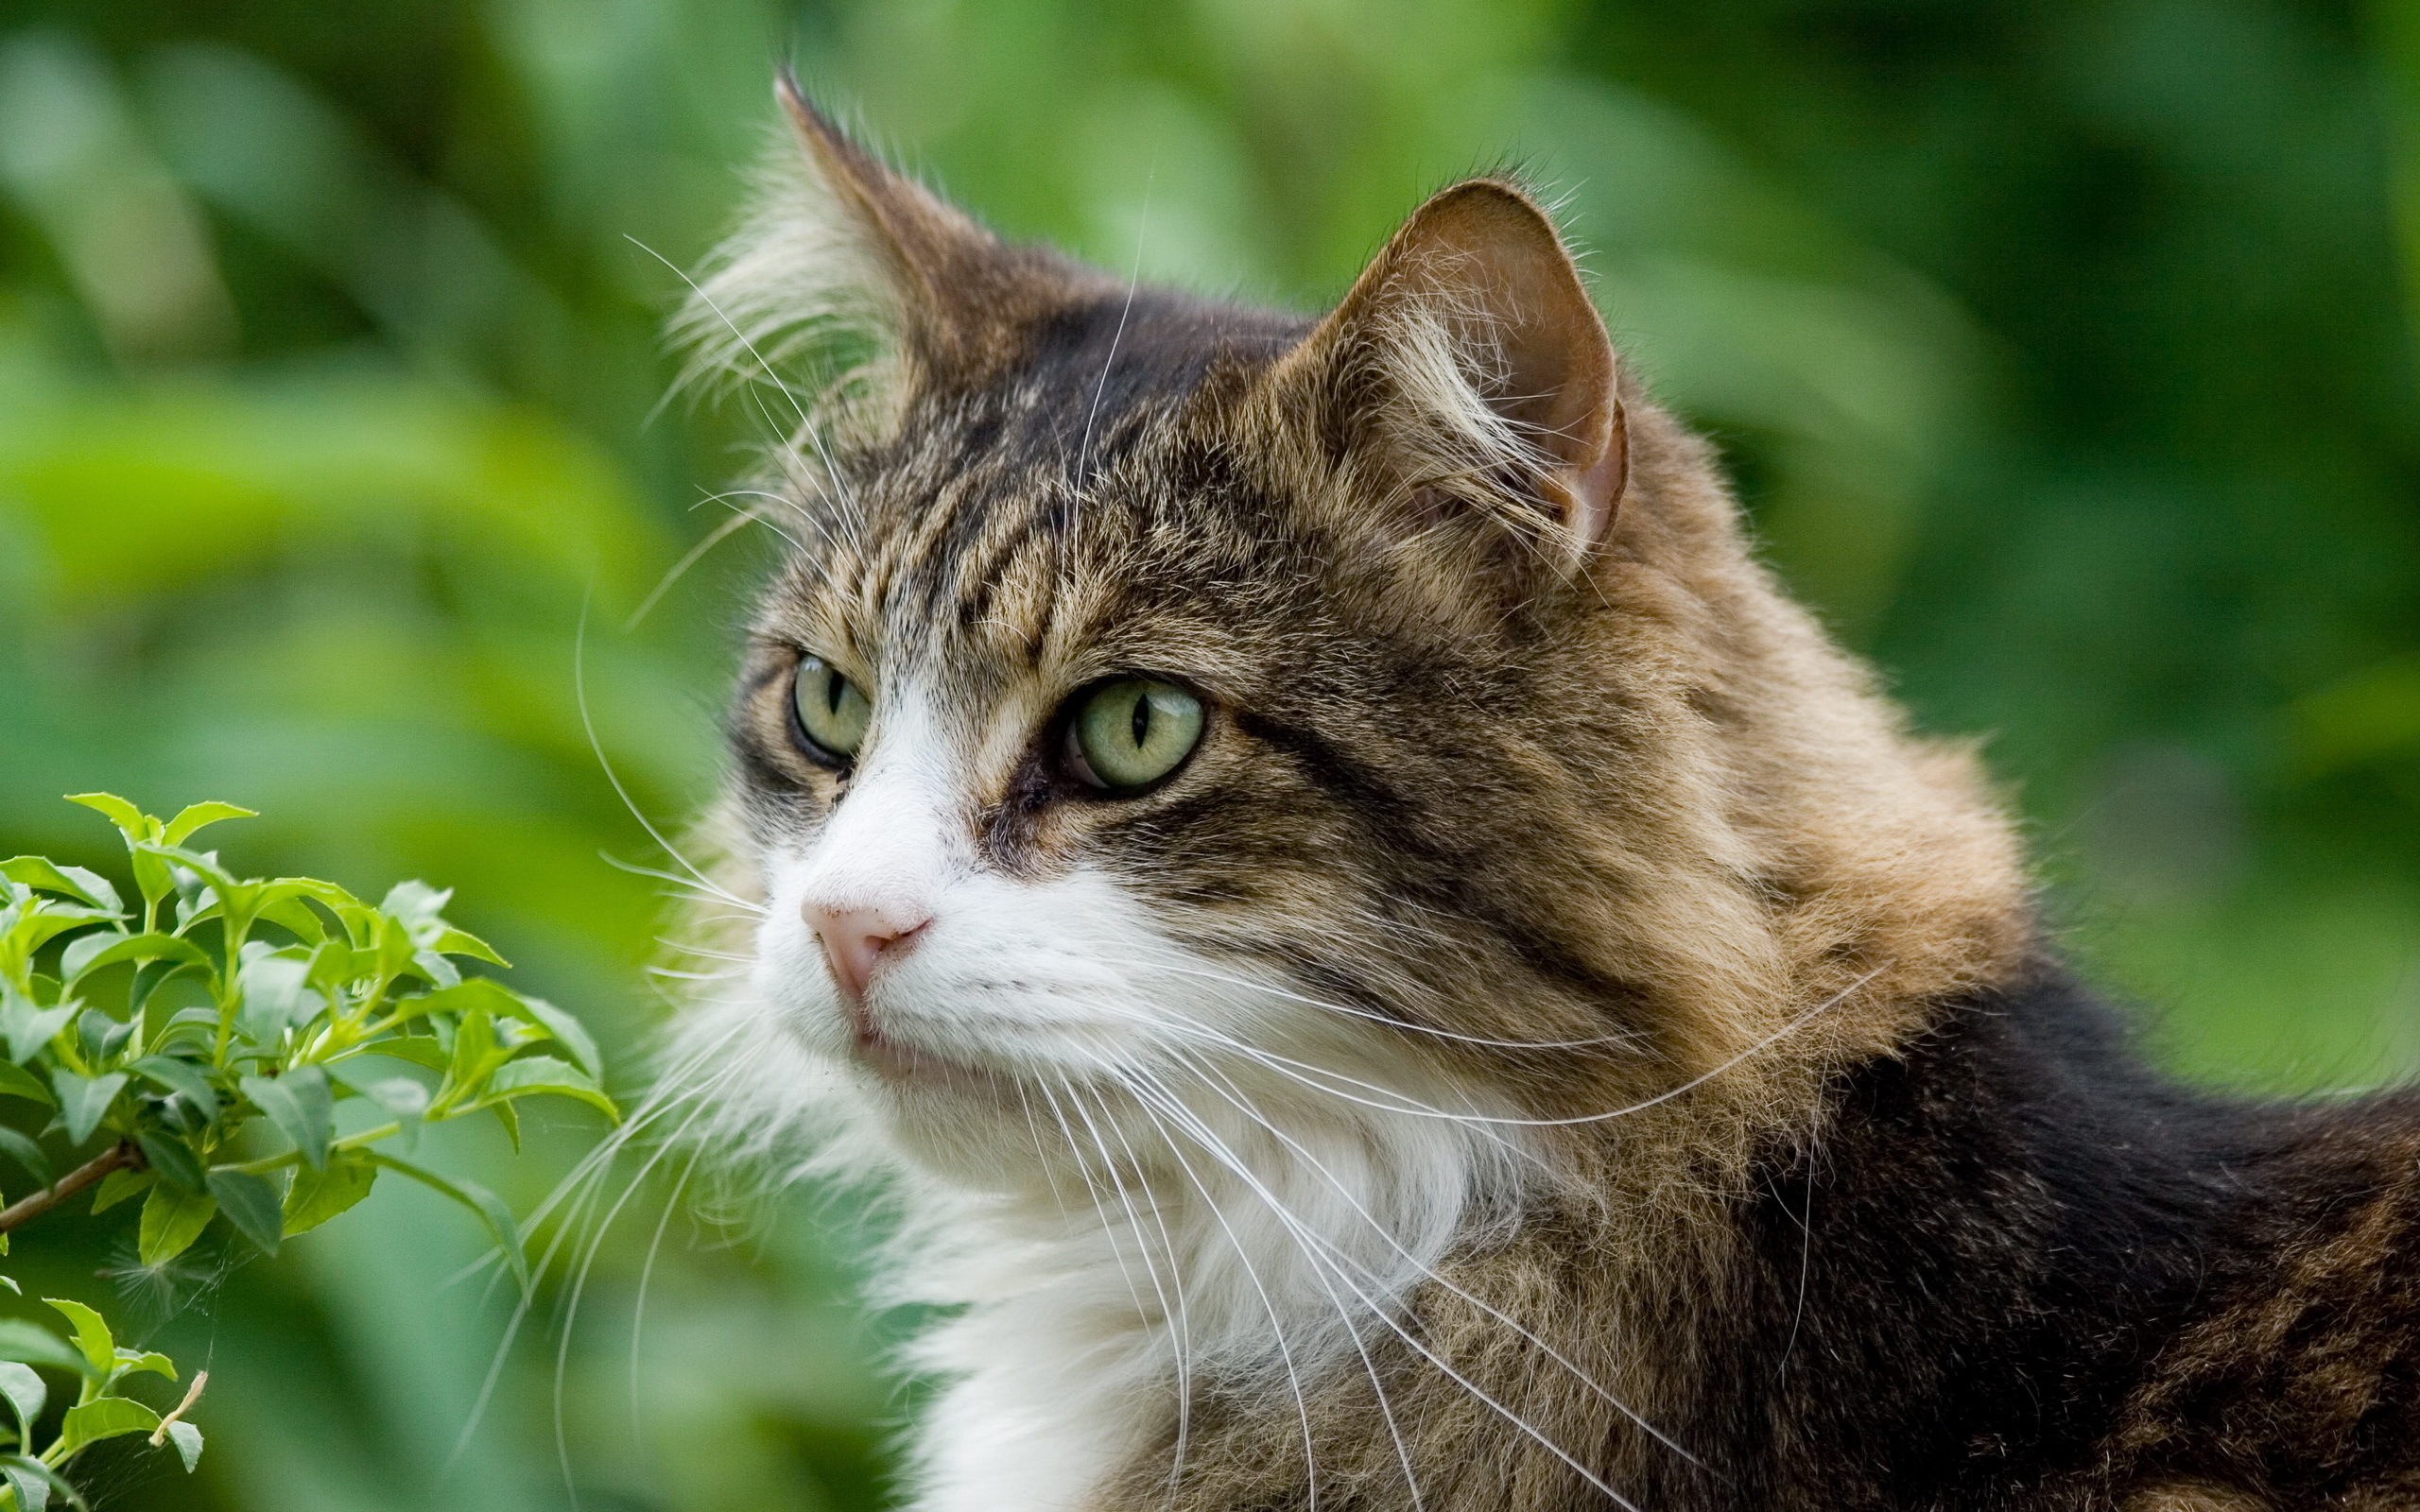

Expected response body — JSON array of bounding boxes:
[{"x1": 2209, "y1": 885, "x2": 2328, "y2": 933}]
[
  {"x1": 769, "y1": 74, "x2": 1021, "y2": 369},
  {"x1": 1270, "y1": 180, "x2": 1627, "y2": 560},
  {"x1": 679, "y1": 75, "x2": 1054, "y2": 405}
]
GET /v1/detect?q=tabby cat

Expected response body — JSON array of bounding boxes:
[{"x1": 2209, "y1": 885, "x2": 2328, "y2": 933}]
[{"x1": 666, "y1": 76, "x2": 2420, "y2": 1512}]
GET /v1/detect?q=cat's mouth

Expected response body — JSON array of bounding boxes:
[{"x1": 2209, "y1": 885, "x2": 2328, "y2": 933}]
[{"x1": 848, "y1": 1007, "x2": 1007, "y2": 1092}]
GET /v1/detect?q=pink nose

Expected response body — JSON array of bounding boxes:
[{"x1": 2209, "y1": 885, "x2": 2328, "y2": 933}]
[{"x1": 804, "y1": 902, "x2": 929, "y2": 1004}]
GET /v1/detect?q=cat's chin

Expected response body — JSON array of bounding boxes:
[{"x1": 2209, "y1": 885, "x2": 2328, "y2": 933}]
[{"x1": 850, "y1": 1023, "x2": 1004, "y2": 1092}]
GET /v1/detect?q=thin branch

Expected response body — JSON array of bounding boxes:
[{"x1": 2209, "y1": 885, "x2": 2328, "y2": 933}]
[
  {"x1": 0, "y1": 1142, "x2": 143, "y2": 1233},
  {"x1": 149, "y1": 1370, "x2": 208, "y2": 1445}
]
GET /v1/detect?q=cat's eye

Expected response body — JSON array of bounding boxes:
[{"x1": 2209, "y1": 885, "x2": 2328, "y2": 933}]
[
  {"x1": 1063, "y1": 679, "x2": 1205, "y2": 792},
  {"x1": 790, "y1": 655, "x2": 872, "y2": 764}
]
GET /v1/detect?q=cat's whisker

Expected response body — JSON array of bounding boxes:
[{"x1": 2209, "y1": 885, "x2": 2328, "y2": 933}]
[
  {"x1": 692, "y1": 485, "x2": 825, "y2": 547},
  {"x1": 1104, "y1": 1053, "x2": 1429, "y2": 1512},
  {"x1": 1037, "y1": 1074, "x2": 1155, "y2": 1326},
  {"x1": 1079, "y1": 1056, "x2": 1323, "y2": 1510},
  {"x1": 598, "y1": 852, "x2": 764, "y2": 917},
  {"x1": 456, "y1": 1029, "x2": 754, "y2": 1462},
  {"x1": 1062, "y1": 1071, "x2": 1186, "y2": 1357},
  {"x1": 628, "y1": 1147, "x2": 699, "y2": 1446},
  {"x1": 1065, "y1": 1072, "x2": 1201, "y2": 1499},
  {"x1": 650, "y1": 936, "x2": 754, "y2": 963},
  {"x1": 1070, "y1": 163, "x2": 1152, "y2": 524},
  {"x1": 1159, "y1": 1042, "x2": 1703, "y2": 1469},
  {"x1": 1118, "y1": 955, "x2": 1636, "y2": 1051},
  {"x1": 645, "y1": 231, "x2": 881, "y2": 550},
  {"x1": 1114, "y1": 1059, "x2": 1639, "y2": 1511},
  {"x1": 1063, "y1": 994, "x2": 1548, "y2": 1172},
  {"x1": 626, "y1": 502, "x2": 779, "y2": 632},
  {"x1": 1016, "y1": 1079, "x2": 1082, "y2": 1231},
  {"x1": 547, "y1": 1078, "x2": 729, "y2": 1503},
  {"x1": 1127, "y1": 969, "x2": 1881, "y2": 1131},
  {"x1": 575, "y1": 610, "x2": 761, "y2": 917}
]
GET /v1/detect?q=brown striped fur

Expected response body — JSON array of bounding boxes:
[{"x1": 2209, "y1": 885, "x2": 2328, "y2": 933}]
[{"x1": 673, "y1": 78, "x2": 2420, "y2": 1512}]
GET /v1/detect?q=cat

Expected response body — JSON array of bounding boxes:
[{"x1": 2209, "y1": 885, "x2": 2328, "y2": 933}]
[{"x1": 662, "y1": 74, "x2": 2420, "y2": 1512}]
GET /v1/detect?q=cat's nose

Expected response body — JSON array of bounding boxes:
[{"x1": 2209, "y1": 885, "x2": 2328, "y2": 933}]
[{"x1": 804, "y1": 901, "x2": 929, "y2": 1005}]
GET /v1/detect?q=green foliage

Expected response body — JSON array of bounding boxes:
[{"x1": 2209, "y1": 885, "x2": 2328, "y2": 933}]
[
  {"x1": 0, "y1": 2, "x2": 2412, "y2": 1508},
  {"x1": 0, "y1": 797, "x2": 617, "y2": 1509},
  {"x1": 0, "y1": 1294, "x2": 204, "y2": 1508},
  {"x1": 0, "y1": 797, "x2": 614, "y2": 1264}
]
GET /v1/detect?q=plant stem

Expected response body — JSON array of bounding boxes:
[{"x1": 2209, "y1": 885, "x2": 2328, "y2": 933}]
[
  {"x1": 225, "y1": 1121, "x2": 404, "y2": 1176},
  {"x1": 0, "y1": 1142, "x2": 143, "y2": 1233},
  {"x1": 147, "y1": 1369, "x2": 207, "y2": 1446}
]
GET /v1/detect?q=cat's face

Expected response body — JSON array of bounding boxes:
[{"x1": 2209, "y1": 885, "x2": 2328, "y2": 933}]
[{"x1": 705, "y1": 94, "x2": 1642, "y2": 1184}]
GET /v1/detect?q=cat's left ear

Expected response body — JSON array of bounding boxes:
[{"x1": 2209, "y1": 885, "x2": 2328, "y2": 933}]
[{"x1": 1268, "y1": 180, "x2": 1627, "y2": 561}]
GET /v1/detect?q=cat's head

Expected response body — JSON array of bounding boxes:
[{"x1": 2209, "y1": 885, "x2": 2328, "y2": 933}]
[{"x1": 677, "y1": 80, "x2": 2024, "y2": 1193}]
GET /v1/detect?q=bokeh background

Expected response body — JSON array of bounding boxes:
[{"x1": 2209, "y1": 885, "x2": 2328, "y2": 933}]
[{"x1": 0, "y1": 0, "x2": 2415, "y2": 1506}]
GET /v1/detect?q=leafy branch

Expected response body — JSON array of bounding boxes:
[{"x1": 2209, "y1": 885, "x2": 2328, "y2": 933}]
[{"x1": 0, "y1": 796, "x2": 620, "y2": 1505}]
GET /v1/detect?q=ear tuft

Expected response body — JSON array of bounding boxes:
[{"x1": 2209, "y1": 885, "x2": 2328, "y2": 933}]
[
  {"x1": 675, "y1": 73, "x2": 1074, "y2": 432},
  {"x1": 1273, "y1": 180, "x2": 1627, "y2": 560}
]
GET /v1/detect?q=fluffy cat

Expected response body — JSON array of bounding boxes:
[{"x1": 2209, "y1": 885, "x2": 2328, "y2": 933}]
[{"x1": 664, "y1": 76, "x2": 2420, "y2": 1512}]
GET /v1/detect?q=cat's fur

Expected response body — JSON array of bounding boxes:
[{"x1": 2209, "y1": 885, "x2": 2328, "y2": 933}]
[{"x1": 665, "y1": 77, "x2": 2420, "y2": 1512}]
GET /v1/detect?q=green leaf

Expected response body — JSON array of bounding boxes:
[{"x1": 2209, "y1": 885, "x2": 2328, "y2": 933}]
[
  {"x1": 369, "y1": 1154, "x2": 527, "y2": 1289},
  {"x1": 0, "y1": 861, "x2": 118, "y2": 915},
  {"x1": 0, "y1": 1064, "x2": 50, "y2": 1108},
  {"x1": 0, "y1": 1129, "x2": 49, "y2": 1187},
  {"x1": 63, "y1": 795, "x2": 149, "y2": 842},
  {"x1": 499, "y1": 993, "x2": 603, "y2": 1083},
  {"x1": 129, "y1": 1057, "x2": 218, "y2": 1124},
  {"x1": 73, "y1": 1010, "x2": 131, "y2": 1066},
  {"x1": 2, "y1": 1006, "x2": 73, "y2": 1066},
  {"x1": 60, "y1": 933, "x2": 210, "y2": 987},
  {"x1": 268, "y1": 877, "x2": 360, "y2": 914},
  {"x1": 164, "y1": 1418, "x2": 201, "y2": 1471},
  {"x1": 128, "y1": 850, "x2": 173, "y2": 915},
  {"x1": 38, "y1": 1301, "x2": 111, "y2": 1375},
  {"x1": 303, "y1": 936, "x2": 361, "y2": 996},
  {"x1": 126, "y1": 959, "x2": 199, "y2": 1018},
  {"x1": 377, "y1": 881, "x2": 454, "y2": 943},
  {"x1": 0, "y1": 1322, "x2": 85, "y2": 1377},
  {"x1": 134, "y1": 1132, "x2": 204, "y2": 1194},
  {"x1": 161, "y1": 802, "x2": 255, "y2": 847},
  {"x1": 0, "y1": 1457, "x2": 47, "y2": 1512},
  {"x1": 478, "y1": 1055, "x2": 618, "y2": 1122},
  {"x1": 443, "y1": 1003, "x2": 503, "y2": 1099},
  {"x1": 88, "y1": 1167, "x2": 152, "y2": 1214},
  {"x1": 323, "y1": 1063, "x2": 429, "y2": 1122},
  {"x1": 57, "y1": 1396, "x2": 159, "y2": 1457},
  {"x1": 49, "y1": 1072, "x2": 127, "y2": 1146},
  {"x1": 204, "y1": 1169, "x2": 281, "y2": 1254},
  {"x1": 131, "y1": 843, "x2": 235, "y2": 897},
  {"x1": 0, "y1": 1364, "x2": 43, "y2": 1442},
  {"x1": 138, "y1": 1184, "x2": 216, "y2": 1265},
  {"x1": 354, "y1": 1037, "x2": 446, "y2": 1073},
  {"x1": 282, "y1": 1150, "x2": 375, "y2": 1235},
  {"x1": 251, "y1": 895, "x2": 327, "y2": 945},
  {"x1": 111, "y1": 1349, "x2": 175, "y2": 1382},
  {"x1": 232, "y1": 948, "x2": 321, "y2": 1044},
  {"x1": 489, "y1": 1097, "x2": 520, "y2": 1152},
  {"x1": 1, "y1": 1456, "x2": 83, "y2": 1512},
  {"x1": 431, "y1": 927, "x2": 507, "y2": 966},
  {"x1": 55, "y1": 933, "x2": 116, "y2": 983},
  {"x1": 239, "y1": 1066, "x2": 332, "y2": 1169}
]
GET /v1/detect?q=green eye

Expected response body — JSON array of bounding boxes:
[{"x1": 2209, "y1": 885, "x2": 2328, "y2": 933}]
[
  {"x1": 1066, "y1": 679, "x2": 1205, "y2": 791},
  {"x1": 791, "y1": 656, "x2": 872, "y2": 762}
]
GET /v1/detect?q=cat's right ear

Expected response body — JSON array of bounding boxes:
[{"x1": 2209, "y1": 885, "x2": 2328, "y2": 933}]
[
  {"x1": 769, "y1": 75, "x2": 1017, "y2": 371},
  {"x1": 677, "y1": 75, "x2": 1044, "y2": 407}
]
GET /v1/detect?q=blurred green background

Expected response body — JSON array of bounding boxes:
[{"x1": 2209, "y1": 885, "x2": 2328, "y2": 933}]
[{"x1": 0, "y1": 0, "x2": 2415, "y2": 1506}]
